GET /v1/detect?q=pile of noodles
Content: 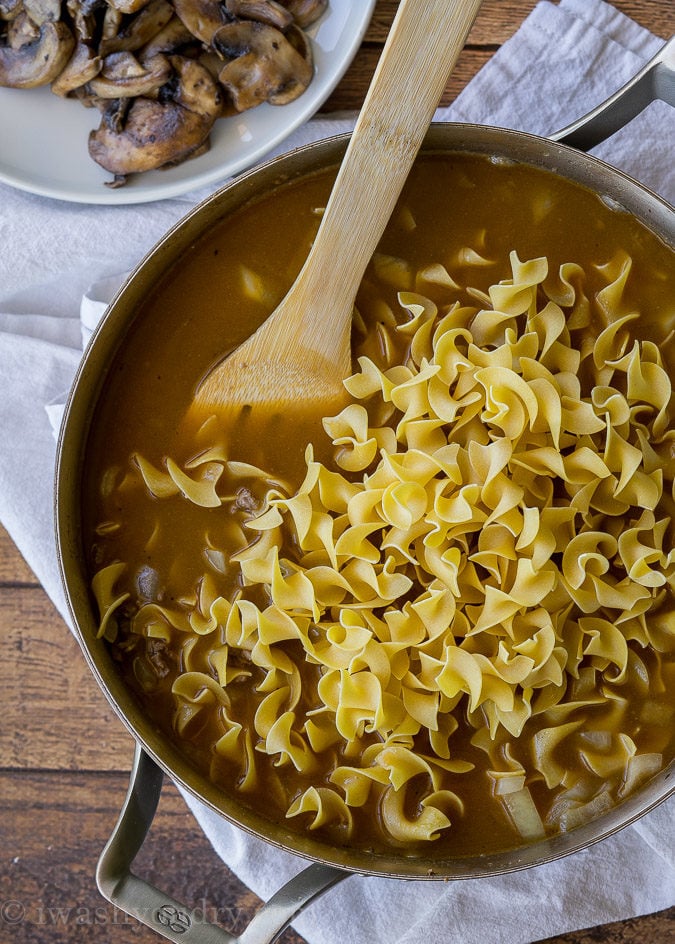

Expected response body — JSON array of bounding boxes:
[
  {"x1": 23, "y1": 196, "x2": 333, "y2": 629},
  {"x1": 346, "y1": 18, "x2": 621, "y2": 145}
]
[{"x1": 94, "y1": 250, "x2": 675, "y2": 844}]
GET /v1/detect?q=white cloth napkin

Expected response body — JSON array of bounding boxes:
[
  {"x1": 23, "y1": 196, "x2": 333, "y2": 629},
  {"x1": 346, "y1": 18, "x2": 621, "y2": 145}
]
[{"x1": 1, "y1": 1, "x2": 673, "y2": 942}]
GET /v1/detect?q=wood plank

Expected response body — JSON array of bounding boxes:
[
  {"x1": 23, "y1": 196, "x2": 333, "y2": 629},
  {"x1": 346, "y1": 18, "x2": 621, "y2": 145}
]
[
  {"x1": 323, "y1": 0, "x2": 674, "y2": 114},
  {"x1": 610, "y1": 0, "x2": 674, "y2": 35},
  {"x1": 545, "y1": 910, "x2": 675, "y2": 944},
  {"x1": 365, "y1": 0, "x2": 674, "y2": 44},
  {"x1": 323, "y1": 46, "x2": 492, "y2": 111},
  {"x1": 0, "y1": 524, "x2": 38, "y2": 586},
  {"x1": 1, "y1": 768, "x2": 672, "y2": 944},
  {"x1": 0, "y1": 585, "x2": 135, "y2": 771},
  {"x1": 0, "y1": 768, "x2": 304, "y2": 944},
  {"x1": 366, "y1": 0, "x2": 538, "y2": 45}
]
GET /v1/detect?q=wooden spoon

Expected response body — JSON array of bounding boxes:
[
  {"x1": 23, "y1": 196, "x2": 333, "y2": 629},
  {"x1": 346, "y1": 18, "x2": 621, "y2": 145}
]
[{"x1": 191, "y1": 0, "x2": 483, "y2": 423}]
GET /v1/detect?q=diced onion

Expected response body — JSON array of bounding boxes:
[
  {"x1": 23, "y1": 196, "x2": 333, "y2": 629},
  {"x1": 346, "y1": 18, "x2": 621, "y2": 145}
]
[
  {"x1": 501, "y1": 787, "x2": 546, "y2": 840},
  {"x1": 489, "y1": 769, "x2": 526, "y2": 796},
  {"x1": 558, "y1": 789, "x2": 613, "y2": 832}
]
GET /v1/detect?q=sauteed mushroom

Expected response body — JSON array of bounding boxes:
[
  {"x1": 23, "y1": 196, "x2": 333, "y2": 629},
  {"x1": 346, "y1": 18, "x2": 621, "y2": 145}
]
[
  {"x1": 51, "y1": 40, "x2": 101, "y2": 94},
  {"x1": 23, "y1": 0, "x2": 61, "y2": 23},
  {"x1": 98, "y1": 3, "x2": 122, "y2": 44},
  {"x1": 88, "y1": 54, "x2": 222, "y2": 182},
  {"x1": 98, "y1": 95, "x2": 131, "y2": 131},
  {"x1": 66, "y1": 0, "x2": 100, "y2": 43},
  {"x1": 215, "y1": 18, "x2": 312, "y2": 110},
  {"x1": 6, "y1": 9, "x2": 39, "y2": 47},
  {"x1": 0, "y1": 19, "x2": 74, "y2": 87},
  {"x1": 171, "y1": 0, "x2": 227, "y2": 45},
  {"x1": 0, "y1": 0, "x2": 23, "y2": 21},
  {"x1": 88, "y1": 50, "x2": 171, "y2": 97},
  {"x1": 140, "y1": 15, "x2": 197, "y2": 56},
  {"x1": 279, "y1": 0, "x2": 326, "y2": 29},
  {"x1": 0, "y1": 0, "x2": 326, "y2": 183},
  {"x1": 98, "y1": 0, "x2": 173, "y2": 55},
  {"x1": 107, "y1": 0, "x2": 154, "y2": 17},
  {"x1": 224, "y1": 0, "x2": 293, "y2": 31}
]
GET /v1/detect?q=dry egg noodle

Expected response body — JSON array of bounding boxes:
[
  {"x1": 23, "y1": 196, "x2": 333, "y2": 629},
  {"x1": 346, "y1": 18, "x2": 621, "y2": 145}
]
[{"x1": 85, "y1": 154, "x2": 675, "y2": 857}]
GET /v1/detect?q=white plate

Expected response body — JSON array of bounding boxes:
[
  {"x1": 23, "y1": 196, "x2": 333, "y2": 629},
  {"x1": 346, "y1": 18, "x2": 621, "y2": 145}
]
[{"x1": 0, "y1": 0, "x2": 375, "y2": 205}]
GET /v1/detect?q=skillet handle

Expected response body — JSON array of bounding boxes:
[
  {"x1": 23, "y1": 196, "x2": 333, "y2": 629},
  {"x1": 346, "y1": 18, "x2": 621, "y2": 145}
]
[
  {"x1": 97, "y1": 743, "x2": 348, "y2": 944},
  {"x1": 551, "y1": 34, "x2": 675, "y2": 150}
]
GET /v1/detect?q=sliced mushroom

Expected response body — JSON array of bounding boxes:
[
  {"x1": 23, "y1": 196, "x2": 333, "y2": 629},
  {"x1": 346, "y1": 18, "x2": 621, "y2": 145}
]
[
  {"x1": 66, "y1": 0, "x2": 101, "y2": 43},
  {"x1": 22, "y1": 0, "x2": 60, "y2": 23},
  {"x1": 106, "y1": 0, "x2": 151, "y2": 15},
  {"x1": 88, "y1": 54, "x2": 223, "y2": 179},
  {"x1": 69, "y1": 83, "x2": 103, "y2": 105},
  {"x1": 6, "y1": 9, "x2": 38, "y2": 48},
  {"x1": 0, "y1": 0, "x2": 322, "y2": 183},
  {"x1": 88, "y1": 50, "x2": 170, "y2": 97},
  {"x1": 78, "y1": 0, "x2": 106, "y2": 15},
  {"x1": 168, "y1": 51, "x2": 223, "y2": 115},
  {"x1": 98, "y1": 0, "x2": 173, "y2": 55},
  {"x1": 224, "y1": 0, "x2": 292, "y2": 31},
  {"x1": 99, "y1": 3, "x2": 123, "y2": 46},
  {"x1": 279, "y1": 0, "x2": 327, "y2": 29},
  {"x1": 0, "y1": 0, "x2": 23, "y2": 21},
  {"x1": 172, "y1": 0, "x2": 231, "y2": 46},
  {"x1": 214, "y1": 19, "x2": 312, "y2": 111},
  {"x1": 285, "y1": 21, "x2": 311, "y2": 63},
  {"x1": 140, "y1": 14, "x2": 196, "y2": 57},
  {"x1": 196, "y1": 46, "x2": 224, "y2": 81},
  {"x1": 98, "y1": 94, "x2": 131, "y2": 130},
  {"x1": 51, "y1": 39, "x2": 101, "y2": 94},
  {"x1": 0, "y1": 19, "x2": 74, "y2": 87}
]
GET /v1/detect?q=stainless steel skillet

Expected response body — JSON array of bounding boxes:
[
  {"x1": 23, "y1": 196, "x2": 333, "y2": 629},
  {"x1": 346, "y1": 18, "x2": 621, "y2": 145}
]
[{"x1": 55, "y1": 34, "x2": 675, "y2": 944}]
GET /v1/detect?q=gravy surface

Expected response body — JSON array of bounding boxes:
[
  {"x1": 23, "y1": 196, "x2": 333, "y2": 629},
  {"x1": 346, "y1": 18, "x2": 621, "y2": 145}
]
[{"x1": 84, "y1": 154, "x2": 675, "y2": 857}]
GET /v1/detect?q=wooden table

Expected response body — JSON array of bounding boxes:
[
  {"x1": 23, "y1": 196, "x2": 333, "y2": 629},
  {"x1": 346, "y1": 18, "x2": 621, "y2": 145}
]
[{"x1": 1, "y1": 2, "x2": 674, "y2": 942}]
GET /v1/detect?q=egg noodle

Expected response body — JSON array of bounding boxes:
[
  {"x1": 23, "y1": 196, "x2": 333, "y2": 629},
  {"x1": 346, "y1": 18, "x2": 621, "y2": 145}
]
[{"x1": 92, "y1": 247, "x2": 675, "y2": 849}]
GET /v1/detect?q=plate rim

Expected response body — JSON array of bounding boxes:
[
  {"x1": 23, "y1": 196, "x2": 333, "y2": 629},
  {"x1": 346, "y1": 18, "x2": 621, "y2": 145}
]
[{"x1": 0, "y1": 0, "x2": 376, "y2": 205}]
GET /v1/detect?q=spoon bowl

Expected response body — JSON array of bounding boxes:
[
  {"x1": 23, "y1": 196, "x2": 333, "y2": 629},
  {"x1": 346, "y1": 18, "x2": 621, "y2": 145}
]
[{"x1": 190, "y1": 0, "x2": 484, "y2": 425}]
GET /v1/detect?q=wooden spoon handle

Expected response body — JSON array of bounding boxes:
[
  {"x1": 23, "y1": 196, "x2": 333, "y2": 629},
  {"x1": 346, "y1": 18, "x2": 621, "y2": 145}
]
[{"x1": 293, "y1": 0, "x2": 483, "y2": 344}]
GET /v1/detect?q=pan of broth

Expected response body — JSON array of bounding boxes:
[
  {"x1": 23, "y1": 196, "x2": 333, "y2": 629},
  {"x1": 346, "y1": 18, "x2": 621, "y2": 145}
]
[{"x1": 55, "y1": 43, "x2": 674, "y2": 944}]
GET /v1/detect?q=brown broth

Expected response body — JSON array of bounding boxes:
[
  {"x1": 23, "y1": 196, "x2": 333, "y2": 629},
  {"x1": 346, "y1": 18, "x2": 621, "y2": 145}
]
[{"x1": 84, "y1": 153, "x2": 675, "y2": 858}]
